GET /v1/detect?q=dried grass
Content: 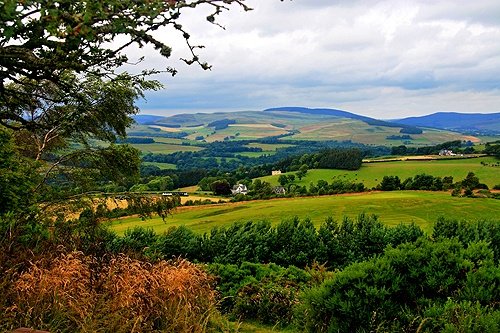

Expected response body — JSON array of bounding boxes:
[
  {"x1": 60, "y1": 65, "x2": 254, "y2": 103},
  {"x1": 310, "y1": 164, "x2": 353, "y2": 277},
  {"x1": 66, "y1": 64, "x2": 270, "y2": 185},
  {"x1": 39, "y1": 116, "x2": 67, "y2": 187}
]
[{"x1": 4, "y1": 253, "x2": 224, "y2": 332}]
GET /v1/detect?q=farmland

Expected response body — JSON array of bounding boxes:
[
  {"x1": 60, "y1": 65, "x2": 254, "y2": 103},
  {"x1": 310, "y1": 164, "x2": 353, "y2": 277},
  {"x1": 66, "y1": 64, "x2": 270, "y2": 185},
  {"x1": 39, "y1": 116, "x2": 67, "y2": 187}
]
[
  {"x1": 260, "y1": 156, "x2": 500, "y2": 188},
  {"x1": 129, "y1": 142, "x2": 203, "y2": 154},
  {"x1": 109, "y1": 191, "x2": 500, "y2": 235},
  {"x1": 129, "y1": 109, "x2": 489, "y2": 147}
]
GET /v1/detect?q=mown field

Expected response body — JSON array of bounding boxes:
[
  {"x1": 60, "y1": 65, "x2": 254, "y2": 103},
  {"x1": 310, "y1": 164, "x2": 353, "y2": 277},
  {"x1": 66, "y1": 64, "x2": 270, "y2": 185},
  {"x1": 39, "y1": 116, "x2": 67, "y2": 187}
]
[
  {"x1": 261, "y1": 156, "x2": 500, "y2": 188},
  {"x1": 110, "y1": 191, "x2": 500, "y2": 235}
]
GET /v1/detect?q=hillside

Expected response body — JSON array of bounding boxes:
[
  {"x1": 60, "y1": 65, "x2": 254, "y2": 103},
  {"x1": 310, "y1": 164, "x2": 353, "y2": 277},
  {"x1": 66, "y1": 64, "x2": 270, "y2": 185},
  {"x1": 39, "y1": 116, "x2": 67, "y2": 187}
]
[
  {"x1": 259, "y1": 156, "x2": 500, "y2": 189},
  {"x1": 264, "y1": 106, "x2": 414, "y2": 129},
  {"x1": 130, "y1": 108, "x2": 477, "y2": 146},
  {"x1": 395, "y1": 112, "x2": 500, "y2": 134},
  {"x1": 132, "y1": 114, "x2": 166, "y2": 125}
]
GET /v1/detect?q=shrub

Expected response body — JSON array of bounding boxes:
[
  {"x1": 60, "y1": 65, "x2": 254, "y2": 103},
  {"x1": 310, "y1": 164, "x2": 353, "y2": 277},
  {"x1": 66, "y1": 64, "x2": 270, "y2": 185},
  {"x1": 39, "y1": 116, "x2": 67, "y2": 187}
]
[
  {"x1": 296, "y1": 238, "x2": 499, "y2": 332},
  {"x1": 207, "y1": 262, "x2": 314, "y2": 327}
]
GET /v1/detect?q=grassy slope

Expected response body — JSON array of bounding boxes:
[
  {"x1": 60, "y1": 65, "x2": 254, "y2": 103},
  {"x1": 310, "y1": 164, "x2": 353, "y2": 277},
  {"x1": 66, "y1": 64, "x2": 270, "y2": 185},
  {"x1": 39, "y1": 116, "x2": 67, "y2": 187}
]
[
  {"x1": 130, "y1": 142, "x2": 203, "y2": 154},
  {"x1": 260, "y1": 157, "x2": 500, "y2": 188},
  {"x1": 109, "y1": 191, "x2": 500, "y2": 235},
  {"x1": 142, "y1": 161, "x2": 177, "y2": 170}
]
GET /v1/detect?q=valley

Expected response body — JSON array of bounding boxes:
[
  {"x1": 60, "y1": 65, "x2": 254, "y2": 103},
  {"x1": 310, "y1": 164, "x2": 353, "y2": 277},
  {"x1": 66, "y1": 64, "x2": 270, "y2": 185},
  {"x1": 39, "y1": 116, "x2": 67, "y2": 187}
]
[{"x1": 110, "y1": 191, "x2": 500, "y2": 235}]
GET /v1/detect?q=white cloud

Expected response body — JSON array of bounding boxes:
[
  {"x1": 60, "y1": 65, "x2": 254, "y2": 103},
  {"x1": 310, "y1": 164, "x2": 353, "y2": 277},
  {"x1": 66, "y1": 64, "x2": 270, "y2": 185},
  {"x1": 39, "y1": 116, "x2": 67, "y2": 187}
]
[{"x1": 129, "y1": 0, "x2": 500, "y2": 118}]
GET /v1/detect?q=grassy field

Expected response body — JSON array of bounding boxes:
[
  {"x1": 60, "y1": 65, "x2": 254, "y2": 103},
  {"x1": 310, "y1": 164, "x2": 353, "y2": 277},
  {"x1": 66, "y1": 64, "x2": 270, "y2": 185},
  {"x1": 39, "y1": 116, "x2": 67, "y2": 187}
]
[
  {"x1": 238, "y1": 151, "x2": 277, "y2": 158},
  {"x1": 142, "y1": 161, "x2": 177, "y2": 170},
  {"x1": 130, "y1": 142, "x2": 204, "y2": 154},
  {"x1": 109, "y1": 191, "x2": 500, "y2": 235},
  {"x1": 260, "y1": 157, "x2": 500, "y2": 188}
]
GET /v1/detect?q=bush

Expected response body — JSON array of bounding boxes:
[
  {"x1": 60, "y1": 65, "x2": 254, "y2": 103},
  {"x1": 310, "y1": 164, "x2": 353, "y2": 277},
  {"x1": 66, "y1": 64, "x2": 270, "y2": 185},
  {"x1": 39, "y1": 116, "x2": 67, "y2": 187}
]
[
  {"x1": 296, "y1": 238, "x2": 499, "y2": 332},
  {"x1": 432, "y1": 217, "x2": 500, "y2": 263},
  {"x1": 207, "y1": 262, "x2": 314, "y2": 327},
  {"x1": 421, "y1": 300, "x2": 500, "y2": 332}
]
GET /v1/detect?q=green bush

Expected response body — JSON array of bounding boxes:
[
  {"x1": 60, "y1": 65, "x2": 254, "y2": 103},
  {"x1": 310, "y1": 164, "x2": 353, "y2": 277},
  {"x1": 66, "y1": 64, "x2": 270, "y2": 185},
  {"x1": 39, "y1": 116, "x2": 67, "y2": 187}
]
[
  {"x1": 207, "y1": 262, "x2": 314, "y2": 326},
  {"x1": 296, "y1": 238, "x2": 499, "y2": 332},
  {"x1": 420, "y1": 300, "x2": 500, "y2": 333}
]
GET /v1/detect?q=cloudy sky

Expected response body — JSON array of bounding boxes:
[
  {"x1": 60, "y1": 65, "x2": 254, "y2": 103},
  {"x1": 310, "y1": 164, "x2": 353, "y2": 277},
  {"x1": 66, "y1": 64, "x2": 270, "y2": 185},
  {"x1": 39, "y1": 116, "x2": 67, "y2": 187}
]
[{"x1": 130, "y1": 0, "x2": 500, "y2": 119}]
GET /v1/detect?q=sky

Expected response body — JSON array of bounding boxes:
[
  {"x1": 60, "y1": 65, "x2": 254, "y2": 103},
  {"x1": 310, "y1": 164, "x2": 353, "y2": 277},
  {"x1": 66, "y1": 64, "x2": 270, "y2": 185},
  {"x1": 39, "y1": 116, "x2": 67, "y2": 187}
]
[{"x1": 129, "y1": 0, "x2": 500, "y2": 119}]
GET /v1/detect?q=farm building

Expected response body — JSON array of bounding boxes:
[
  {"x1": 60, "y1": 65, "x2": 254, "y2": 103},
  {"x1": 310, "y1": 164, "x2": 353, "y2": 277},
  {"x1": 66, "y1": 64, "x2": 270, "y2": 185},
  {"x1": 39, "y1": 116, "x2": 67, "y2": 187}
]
[
  {"x1": 273, "y1": 186, "x2": 286, "y2": 195},
  {"x1": 231, "y1": 184, "x2": 248, "y2": 195},
  {"x1": 271, "y1": 170, "x2": 282, "y2": 175}
]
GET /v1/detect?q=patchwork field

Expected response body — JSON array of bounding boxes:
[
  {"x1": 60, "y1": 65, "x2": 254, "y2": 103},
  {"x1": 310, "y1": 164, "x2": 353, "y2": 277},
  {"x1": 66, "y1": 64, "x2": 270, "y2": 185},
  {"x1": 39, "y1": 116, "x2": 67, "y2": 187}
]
[
  {"x1": 290, "y1": 120, "x2": 472, "y2": 146},
  {"x1": 261, "y1": 156, "x2": 500, "y2": 188},
  {"x1": 109, "y1": 191, "x2": 500, "y2": 235}
]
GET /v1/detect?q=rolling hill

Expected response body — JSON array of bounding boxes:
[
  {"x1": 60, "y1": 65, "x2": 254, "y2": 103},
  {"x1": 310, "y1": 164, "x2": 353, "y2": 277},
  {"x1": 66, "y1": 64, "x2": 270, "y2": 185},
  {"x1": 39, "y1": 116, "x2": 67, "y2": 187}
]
[
  {"x1": 395, "y1": 112, "x2": 500, "y2": 135},
  {"x1": 128, "y1": 108, "x2": 488, "y2": 146}
]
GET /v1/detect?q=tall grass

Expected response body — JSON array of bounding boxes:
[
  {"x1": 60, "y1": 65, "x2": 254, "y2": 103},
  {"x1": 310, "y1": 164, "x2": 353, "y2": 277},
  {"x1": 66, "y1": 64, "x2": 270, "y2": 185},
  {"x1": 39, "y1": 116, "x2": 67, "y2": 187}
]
[{"x1": 3, "y1": 252, "x2": 225, "y2": 332}]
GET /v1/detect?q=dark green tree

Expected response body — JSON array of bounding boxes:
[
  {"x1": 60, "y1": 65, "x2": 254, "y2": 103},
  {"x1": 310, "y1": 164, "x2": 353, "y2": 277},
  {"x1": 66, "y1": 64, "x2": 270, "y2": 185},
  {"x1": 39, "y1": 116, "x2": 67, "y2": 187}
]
[
  {"x1": 379, "y1": 175, "x2": 401, "y2": 191},
  {"x1": 211, "y1": 179, "x2": 232, "y2": 196}
]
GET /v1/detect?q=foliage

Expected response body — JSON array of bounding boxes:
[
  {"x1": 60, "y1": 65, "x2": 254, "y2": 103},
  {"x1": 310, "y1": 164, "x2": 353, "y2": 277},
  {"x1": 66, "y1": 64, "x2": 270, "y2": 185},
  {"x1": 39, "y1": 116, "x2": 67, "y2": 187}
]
[
  {"x1": 377, "y1": 173, "x2": 462, "y2": 191},
  {"x1": 420, "y1": 300, "x2": 500, "y2": 332},
  {"x1": 484, "y1": 141, "x2": 500, "y2": 158},
  {"x1": 114, "y1": 215, "x2": 425, "y2": 271},
  {"x1": 0, "y1": 0, "x2": 253, "y2": 116},
  {"x1": 207, "y1": 262, "x2": 317, "y2": 326},
  {"x1": 211, "y1": 179, "x2": 233, "y2": 196},
  {"x1": 296, "y1": 238, "x2": 500, "y2": 332},
  {"x1": 391, "y1": 140, "x2": 471, "y2": 156},
  {"x1": 316, "y1": 215, "x2": 424, "y2": 268},
  {"x1": 208, "y1": 119, "x2": 237, "y2": 130},
  {"x1": 117, "y1": 137, "x2": 155, "y2": 144},
  {"x1": 130, "y1": 175, "x2": 175, "y2": 192},
  {"x1": 0, "y1": 127, "x2": 40, "y2": 215},
  {"x1": 432, "y1": 217, "x2": 500, "y2": 263},
  {"x1": 399, "y1": 127, "x2": 423, "y2": 134},
  {"x1": 379, "y1": 175, "x2": 402, "y2": 191}
]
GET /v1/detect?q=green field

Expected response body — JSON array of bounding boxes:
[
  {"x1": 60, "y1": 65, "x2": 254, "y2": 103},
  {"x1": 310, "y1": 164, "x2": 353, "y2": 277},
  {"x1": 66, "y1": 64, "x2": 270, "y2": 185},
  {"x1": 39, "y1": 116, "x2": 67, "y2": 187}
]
[
  {"x1": 142, "y1": 161, "x2": 177, "y2": 170},
  {"x1": 246, "y1": 143, "x2": 295, "y2": 151},
  {"x1": 110, "y1": 191, "x2": 500, "y2": 235},
  {"x1": 130, "y1": 142, "x2": 204, "y2": 154},
  {"x1": 238, "y1": 151, "x2": 277, "y2": 158},
  {"x1": 260, "y1": 157, "x2": 500, "y2": 188}
]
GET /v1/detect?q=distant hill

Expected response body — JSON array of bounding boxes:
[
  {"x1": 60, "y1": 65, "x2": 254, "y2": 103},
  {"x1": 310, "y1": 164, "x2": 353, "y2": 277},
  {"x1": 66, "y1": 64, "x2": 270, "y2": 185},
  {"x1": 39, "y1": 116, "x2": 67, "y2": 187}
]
[
  {"x1": 132, "y1": 115, "x2": 166, "y2": 125},
  {"x1": 264, "y1": 107, "x2": 414, "y2": 129},
  {"x1": 130, "y1": 108, "x2": 477, "y2": 146},
  {"x1": 394, "y1": 112, "x2": 500, "y2": 135}
]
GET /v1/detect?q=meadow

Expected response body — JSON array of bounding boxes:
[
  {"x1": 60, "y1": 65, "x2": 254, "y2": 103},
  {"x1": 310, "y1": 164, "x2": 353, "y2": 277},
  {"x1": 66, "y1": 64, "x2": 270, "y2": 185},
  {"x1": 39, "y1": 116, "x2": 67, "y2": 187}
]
[
  {"x1": 141, "y1": 161, "x2": 177, "y2": 169},
  {"x1": 261, "y1": 156, "x2": 500, "y2": 188},
  {"x1": 109, "y1": 191, "x2": 500, "y2": 235}
]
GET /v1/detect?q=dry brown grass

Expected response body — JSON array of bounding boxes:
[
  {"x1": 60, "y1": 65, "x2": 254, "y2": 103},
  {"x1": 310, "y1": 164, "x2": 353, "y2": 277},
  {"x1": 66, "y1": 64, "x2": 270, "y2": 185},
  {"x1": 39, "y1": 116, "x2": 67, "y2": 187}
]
[{"x1": 4, "y1": 253, "x2": 225, "y2": 332}]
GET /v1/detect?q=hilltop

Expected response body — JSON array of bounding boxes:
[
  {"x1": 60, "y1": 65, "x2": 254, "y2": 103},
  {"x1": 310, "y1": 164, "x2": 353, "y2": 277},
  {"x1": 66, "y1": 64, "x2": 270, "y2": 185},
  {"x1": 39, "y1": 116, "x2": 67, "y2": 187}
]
[{"x1": 395, "y1": 112, "x2": 500, "y2": 135}]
